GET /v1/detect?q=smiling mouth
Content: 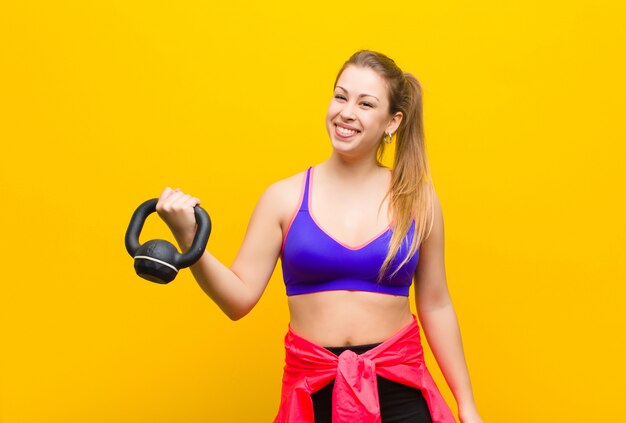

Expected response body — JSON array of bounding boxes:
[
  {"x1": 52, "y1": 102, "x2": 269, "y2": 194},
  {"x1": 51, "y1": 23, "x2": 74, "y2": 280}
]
[{"x1": 335, "y1": 125, "x2": 360, "y2": 137}]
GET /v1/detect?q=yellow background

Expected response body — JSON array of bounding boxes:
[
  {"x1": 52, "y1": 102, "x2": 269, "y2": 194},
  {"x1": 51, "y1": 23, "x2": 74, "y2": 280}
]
[{"x1": 1, "y1": 1, "x2": 625, "y2": 421}]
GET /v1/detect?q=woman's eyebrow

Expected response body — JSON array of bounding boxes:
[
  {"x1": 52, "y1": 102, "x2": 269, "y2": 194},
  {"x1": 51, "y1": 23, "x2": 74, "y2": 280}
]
[{"x1": 335, "y1": 85, "x2": 380, "y2": 101}]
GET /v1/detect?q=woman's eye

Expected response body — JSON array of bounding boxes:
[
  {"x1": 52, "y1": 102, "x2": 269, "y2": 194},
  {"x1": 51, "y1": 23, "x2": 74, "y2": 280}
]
[
  {"x1": 334, "y1": 94, "x2": 346, "y2": 101},
  {"x1": 361, "y1": 102, "x2": 374, "y2": 108}
]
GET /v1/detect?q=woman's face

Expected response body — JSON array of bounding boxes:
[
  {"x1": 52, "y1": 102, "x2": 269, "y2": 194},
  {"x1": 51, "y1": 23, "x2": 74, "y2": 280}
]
[{"x1": 326, "y1": 65, "x2": 401, "y2": 158}]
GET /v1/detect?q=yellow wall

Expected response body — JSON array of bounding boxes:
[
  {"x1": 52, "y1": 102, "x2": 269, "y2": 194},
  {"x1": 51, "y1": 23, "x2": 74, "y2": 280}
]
[{"x1": 1, "y1": 1, "x2": 625, "y2": 421}]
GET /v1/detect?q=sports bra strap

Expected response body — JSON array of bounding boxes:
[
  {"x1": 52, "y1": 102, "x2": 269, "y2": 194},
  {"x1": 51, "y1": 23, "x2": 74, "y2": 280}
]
[{"x1": 299, "y1": 167, "x2": 312, "y2": 212}]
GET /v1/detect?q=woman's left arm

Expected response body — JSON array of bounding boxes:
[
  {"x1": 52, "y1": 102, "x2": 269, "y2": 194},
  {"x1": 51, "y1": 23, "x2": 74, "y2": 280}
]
[{"x1": 414, "y1": 193, "x2": 483, "y2": 423}]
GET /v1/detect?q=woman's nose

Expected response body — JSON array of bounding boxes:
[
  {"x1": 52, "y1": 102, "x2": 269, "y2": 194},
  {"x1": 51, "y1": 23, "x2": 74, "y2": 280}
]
[{"x1": 339, "y1": 102, "x2": 356, "y2": 120}]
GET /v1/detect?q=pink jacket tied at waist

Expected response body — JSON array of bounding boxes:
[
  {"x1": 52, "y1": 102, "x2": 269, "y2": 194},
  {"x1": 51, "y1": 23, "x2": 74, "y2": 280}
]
[{"x1": 274, "y1": 316, "x2": 455, "y2": 423}]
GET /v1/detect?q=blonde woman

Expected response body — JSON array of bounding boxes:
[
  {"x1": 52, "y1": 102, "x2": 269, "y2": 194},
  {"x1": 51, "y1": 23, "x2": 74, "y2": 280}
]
[{"x1": 157, "y1": 50, "x2": 482, "y2": 423}]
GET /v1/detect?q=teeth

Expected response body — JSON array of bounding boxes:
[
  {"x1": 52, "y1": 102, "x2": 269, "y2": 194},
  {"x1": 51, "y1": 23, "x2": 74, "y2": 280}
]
[{"x1": 337, "y1": 125, "x2": 358, "y2": 136}]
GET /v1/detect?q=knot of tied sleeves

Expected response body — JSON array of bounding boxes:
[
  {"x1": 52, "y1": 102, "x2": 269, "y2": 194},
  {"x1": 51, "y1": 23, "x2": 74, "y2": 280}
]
[
  {"x1": 274, "y1": 316, "x2": 456, "y2": 423},
  {"x1": 333, "y1": 350, "x2": 381, "y2": 422}
]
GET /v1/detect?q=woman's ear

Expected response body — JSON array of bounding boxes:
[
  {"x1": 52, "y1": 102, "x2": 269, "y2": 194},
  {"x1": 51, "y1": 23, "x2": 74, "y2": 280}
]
[{"x1": 387, "y1": 111, "x2": 403, "y2": 135}]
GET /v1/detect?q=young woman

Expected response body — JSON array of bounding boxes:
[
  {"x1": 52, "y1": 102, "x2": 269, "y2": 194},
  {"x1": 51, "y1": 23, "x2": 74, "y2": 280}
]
[{"x1": 156, "y1": 50, "x2": 482, "y2": 423}]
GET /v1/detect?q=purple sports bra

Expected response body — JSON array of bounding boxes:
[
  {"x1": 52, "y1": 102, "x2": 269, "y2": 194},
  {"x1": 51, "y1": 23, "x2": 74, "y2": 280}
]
[{"x1": 281, "y1": 167, "x2": 420, "y2": 296}]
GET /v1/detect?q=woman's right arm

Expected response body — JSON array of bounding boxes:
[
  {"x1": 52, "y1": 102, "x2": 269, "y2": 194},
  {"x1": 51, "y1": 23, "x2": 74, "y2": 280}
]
[{"x1": 156, "y1": 183, "x2": 286, "y2": 320}]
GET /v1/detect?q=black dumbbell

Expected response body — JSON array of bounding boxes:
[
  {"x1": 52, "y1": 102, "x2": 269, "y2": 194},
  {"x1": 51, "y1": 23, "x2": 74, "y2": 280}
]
[{"x1": 125, "y1": 198, "x2": 211, "y2": 284}]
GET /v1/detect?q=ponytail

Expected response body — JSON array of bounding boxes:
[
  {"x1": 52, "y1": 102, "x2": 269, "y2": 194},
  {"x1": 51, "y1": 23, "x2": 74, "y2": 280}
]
[{"x1": 379, "y1": 73, "x2": 435, "y2": 279}]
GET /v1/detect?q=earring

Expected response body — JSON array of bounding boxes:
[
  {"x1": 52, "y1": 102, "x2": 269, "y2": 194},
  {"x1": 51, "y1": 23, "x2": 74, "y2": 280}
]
[{"x1": 384, "y1": 132, "x2": 393, "y2": 144}]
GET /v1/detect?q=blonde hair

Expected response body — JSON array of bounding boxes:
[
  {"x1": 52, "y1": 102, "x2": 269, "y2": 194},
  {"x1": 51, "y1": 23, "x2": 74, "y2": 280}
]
[{"x1": 334, "y1": 51, "x2": 435, "y2": 278}]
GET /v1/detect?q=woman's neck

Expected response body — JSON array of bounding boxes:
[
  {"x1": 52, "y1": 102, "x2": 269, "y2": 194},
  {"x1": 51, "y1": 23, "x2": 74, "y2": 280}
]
[{"x1": 322, "y1": 151, "x2": 385, "y2": 182}]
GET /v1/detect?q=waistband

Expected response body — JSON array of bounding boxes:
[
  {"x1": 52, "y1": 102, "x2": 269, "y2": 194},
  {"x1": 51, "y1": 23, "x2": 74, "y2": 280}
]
[{"x1": 324, "y1": 342, "x2": 382, "y2": 356}]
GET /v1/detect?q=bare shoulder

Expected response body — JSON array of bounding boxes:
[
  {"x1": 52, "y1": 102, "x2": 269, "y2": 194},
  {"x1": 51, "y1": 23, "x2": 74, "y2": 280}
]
[
  {"x1": 417, "y1": 187, "x2": 444, "y2": 259},
  {"x1": 255, "y1": 169, "x2": 308, "y2": 228},
  {"x1": 433, "y1": 189, "x2": 443, "y2": 223}
]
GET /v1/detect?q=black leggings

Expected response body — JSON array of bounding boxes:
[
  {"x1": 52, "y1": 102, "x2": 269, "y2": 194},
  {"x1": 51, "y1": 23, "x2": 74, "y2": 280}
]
[{"x1": 311, "y1": 343, "x2": 434, "y2": 423}]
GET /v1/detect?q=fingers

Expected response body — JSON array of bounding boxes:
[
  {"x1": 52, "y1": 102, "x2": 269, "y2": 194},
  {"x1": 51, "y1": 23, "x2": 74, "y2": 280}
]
[
  {"x1": 159, "y1": 187, "x2": 172, "y2": 203},
  {"x1": 163, "y1": 190, "x2": 187, "y2": 210},
  {"x1": 157, "y1": 187, "x2": 201, "y2": 213}
]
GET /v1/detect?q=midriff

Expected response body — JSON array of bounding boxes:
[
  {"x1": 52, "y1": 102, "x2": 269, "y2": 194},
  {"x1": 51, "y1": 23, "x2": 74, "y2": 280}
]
[{"x1": 287, "y1": 290, "x2": 414, "y2": 347}]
